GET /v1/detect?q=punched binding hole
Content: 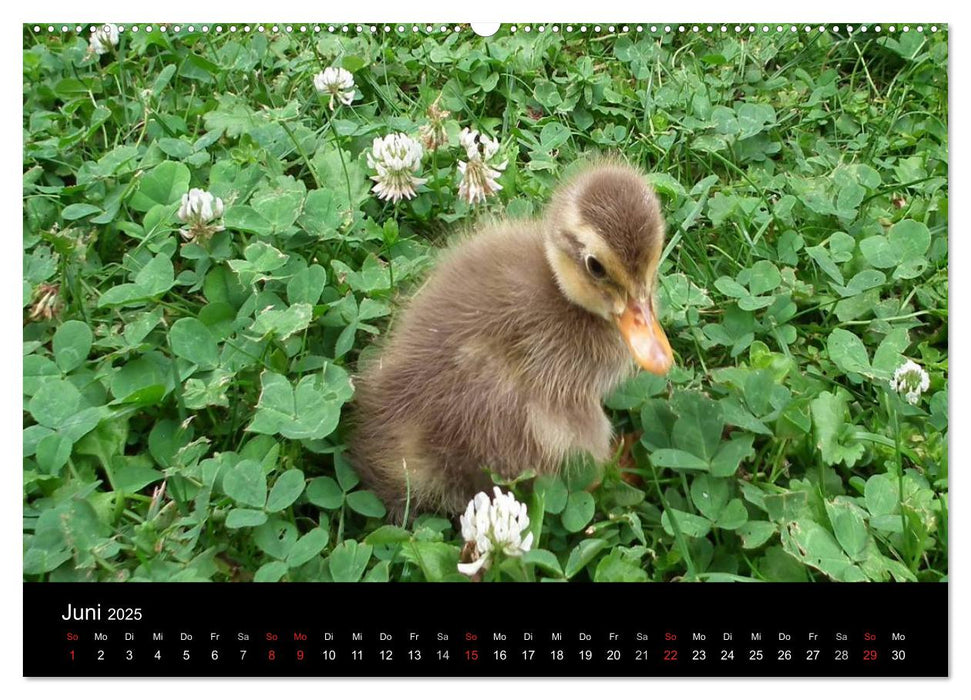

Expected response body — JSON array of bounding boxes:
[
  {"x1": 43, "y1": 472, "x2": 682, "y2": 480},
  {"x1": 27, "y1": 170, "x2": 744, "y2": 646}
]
[{"x1": 471, "y1": 23, "x2": 501, "y2": 37}]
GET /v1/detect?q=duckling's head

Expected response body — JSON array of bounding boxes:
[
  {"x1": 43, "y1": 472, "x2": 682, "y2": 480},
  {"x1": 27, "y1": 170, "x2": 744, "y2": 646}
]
[{"x1": 543, "y1": 162, "x2": 674, "y2": 375}]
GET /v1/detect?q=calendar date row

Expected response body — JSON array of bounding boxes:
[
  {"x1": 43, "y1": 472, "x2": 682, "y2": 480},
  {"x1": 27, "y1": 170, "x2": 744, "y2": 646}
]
[{"x1": 67, "y1": 645, "x2": 908, "y2": 664}]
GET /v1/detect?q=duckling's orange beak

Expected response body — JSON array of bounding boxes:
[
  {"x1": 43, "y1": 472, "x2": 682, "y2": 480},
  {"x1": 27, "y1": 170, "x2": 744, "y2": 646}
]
[{"x1": 616, "y1": 298, "x2": 673, "y2": 375}]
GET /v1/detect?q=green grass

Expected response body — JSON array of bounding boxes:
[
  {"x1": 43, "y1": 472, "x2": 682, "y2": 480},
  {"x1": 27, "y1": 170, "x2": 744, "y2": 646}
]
[{"x1": 23, "y1": 24, "x2": 947, "y2": 583}]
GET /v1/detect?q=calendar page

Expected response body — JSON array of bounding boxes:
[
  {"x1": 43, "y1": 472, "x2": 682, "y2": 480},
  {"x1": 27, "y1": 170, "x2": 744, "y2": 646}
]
[{"x1": 22, "y1": 20, "x2": 948, "y2": 678}]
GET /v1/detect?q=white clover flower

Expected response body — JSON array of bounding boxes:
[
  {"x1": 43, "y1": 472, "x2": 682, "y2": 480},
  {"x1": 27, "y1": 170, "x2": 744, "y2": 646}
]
[
  {"x1": 366, "y1": 133, "x2": 428, "y2": 203},
  {"x1": 28, "y1": 283, "x2": 61, "y2": 322},
  {"x1": 89, "y1": 24, "x2": 119, "y2": 55},
  {"x1": 460, "y1": 128, "x2": 501, "y2": 161},
  {"x1": 457, "y1": 487, "x2": 534, "y2": 577},
  {"x1": 457, "y1": 128, "x2": 507, "y2": 205},
  {"x1": 313, "y1": 66, "x2": 356, "y2": 110},
  {"x1": 178, "y1": 188, "x2": 224, "y2": 226},
  {"x1": 889, "y1": 359, "x2": 931, "y2": 405},
  {"x1": 177, "y1": 188, "x2": 225, "y2": 242},
  {"x1": 418, "y1": 97, "x2": 450, "y2": 151}
]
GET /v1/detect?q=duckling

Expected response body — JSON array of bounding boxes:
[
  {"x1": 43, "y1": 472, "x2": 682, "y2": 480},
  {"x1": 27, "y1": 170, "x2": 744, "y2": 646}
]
[{"x1": 348, "y1": 160, "x2": 674, "y2": 520}]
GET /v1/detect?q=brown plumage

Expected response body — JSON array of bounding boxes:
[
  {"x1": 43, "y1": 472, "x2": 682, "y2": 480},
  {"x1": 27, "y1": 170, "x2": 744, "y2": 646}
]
[{"x1": 348, "y1": 161, "x2": 674, "y2": 520}]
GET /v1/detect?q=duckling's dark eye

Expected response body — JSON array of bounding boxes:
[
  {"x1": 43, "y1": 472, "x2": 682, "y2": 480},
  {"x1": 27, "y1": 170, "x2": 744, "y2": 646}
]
[{"x1": 585, "y1": 255, "x2": 607, "y2": 280}]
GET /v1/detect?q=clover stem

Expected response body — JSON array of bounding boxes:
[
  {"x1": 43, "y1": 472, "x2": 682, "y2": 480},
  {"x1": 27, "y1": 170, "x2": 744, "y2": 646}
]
[{"x1": 886, "y1": 392, "x2": 910, "y2": 565}]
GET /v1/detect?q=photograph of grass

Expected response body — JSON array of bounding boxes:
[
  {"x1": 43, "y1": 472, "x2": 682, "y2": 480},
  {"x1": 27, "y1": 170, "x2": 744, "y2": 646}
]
[{"x1": 23, "y1": 23, "x2": 947, "y2": 584}]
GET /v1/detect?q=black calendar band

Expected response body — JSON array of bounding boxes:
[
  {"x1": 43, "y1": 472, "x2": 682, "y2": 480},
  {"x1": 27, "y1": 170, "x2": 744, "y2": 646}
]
[{"x1": 24, "y1": 582, "x2": 948, "y2": 677}]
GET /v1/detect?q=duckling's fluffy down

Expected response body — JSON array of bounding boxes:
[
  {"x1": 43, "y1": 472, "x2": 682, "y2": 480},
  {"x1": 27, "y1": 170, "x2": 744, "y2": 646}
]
[{"x1": 348, "y1": 221, "x2": 633, "y2": 520}]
